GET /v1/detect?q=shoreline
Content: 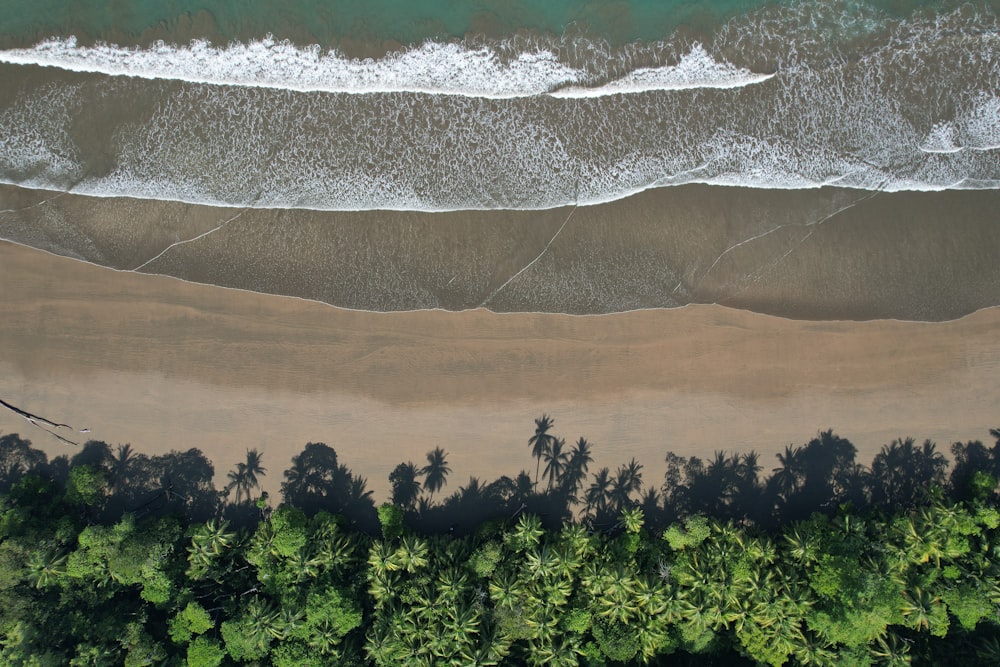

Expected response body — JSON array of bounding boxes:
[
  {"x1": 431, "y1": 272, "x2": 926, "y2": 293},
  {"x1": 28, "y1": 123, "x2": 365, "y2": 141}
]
[{"x1": 3, "y1": 183, "x2": 999, "y2": 321}]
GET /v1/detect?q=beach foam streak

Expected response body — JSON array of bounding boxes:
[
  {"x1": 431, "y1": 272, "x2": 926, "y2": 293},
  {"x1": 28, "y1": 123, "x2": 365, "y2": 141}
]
[{"x1": 0, "y1": 37, "x2": 773, "y2": 98}]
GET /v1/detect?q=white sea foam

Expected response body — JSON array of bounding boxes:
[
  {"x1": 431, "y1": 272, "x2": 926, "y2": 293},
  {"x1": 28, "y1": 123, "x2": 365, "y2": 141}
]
[
  {"x1": 548, "y1": 44, "x2": 774, "y2": 98},
  {"x1": 0, "y1": 2, "x2": 997, "y2": 211},
  {"x1": 0, "y1": 36, "x2": 774, "y2": 98},
  {"x1": 920, "y1": 97, "x2": 1000, "y2": 154},
  {"x1": 958, "y1": 95, "x2": 1000, "y2": 152},
  {"x1": 920, "y1": 123, "x2": 963, "y2": 154}
]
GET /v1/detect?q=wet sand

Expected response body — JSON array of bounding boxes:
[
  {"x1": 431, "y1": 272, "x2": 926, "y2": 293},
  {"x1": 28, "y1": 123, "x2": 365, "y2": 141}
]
[
  {"x1": 2, "y1": 183, "x2": 999, "y2": 320},
  {"x1": 1, "y1": 239, "x2": 998, "y2": 499}
]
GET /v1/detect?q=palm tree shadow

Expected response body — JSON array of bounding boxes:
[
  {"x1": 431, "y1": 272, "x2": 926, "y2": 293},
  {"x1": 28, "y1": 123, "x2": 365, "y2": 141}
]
[
  {"x1": 279, "y1": 442, "x2": 378, "y2": 534},
  {"x1": 869, "y1": 437, "x2": 948, "y2": 510}
]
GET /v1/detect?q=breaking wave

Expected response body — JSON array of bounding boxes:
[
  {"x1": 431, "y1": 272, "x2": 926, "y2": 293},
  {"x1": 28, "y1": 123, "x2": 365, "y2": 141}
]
[
  {"x1": 0, "y1": 36, "x2": 773, "y2": 98},
  {"x1": 0, "y1": 0, "x2": 996, "y2": 211}
]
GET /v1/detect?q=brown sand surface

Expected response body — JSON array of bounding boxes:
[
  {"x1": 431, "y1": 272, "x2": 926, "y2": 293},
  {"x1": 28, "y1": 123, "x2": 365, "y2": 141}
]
[
  {"x1": 1, "y1": 240, "x2": 998, "y2": 500},
  {"x1": 3, "y1": 183, "x2": 999, "y2": 320}
]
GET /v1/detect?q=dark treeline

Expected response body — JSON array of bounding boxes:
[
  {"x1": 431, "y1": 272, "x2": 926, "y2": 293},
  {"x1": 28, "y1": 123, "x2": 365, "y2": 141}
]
[{"x1": 1, "y1": 420, "x2": 1000, "y2": 666}]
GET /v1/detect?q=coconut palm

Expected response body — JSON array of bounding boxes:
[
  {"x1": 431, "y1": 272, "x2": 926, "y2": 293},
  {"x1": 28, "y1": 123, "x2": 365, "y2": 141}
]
[
  {"x1": 422, "y1": 447, "x2": 451, "y2": 502},
  {"x1": 25, "y1": 548, "x2": 67, "y2": 589},
  {"x1": 900, "y1": 587, "x2": 943, "y2": 632},
  {"x1": 529, "y1": 415, "x2": 557, "y2": 488},
  {"x1": 391, "y1": 536, "x2": 430, "y2": 573},
  {"x1": 510, "y1": 513, "x2": 544, "y2": 551},
  {"x1": 870, "y1": 632, "x2": 912, "y2": 667},
  {"x1": 620, "y1": 506, "x2": 645, "y2": 534},
  {"x1": 186, "y1": 518, "x2": 239, "y2": 579}
]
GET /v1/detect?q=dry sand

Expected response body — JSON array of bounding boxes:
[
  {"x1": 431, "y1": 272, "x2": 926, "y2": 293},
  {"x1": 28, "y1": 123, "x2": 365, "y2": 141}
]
[{"x1": 1, "y1": 239, "x2": 998, "y2": 500}]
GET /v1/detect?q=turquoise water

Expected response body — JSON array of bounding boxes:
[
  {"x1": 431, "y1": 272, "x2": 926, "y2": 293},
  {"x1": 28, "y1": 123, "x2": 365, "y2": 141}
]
[
  {"x1": 0, "y1": 0, "x2": 761, "y2": 47},
  {"x1": 0, "y1": 0, "x2": 982, "y2": 47}
]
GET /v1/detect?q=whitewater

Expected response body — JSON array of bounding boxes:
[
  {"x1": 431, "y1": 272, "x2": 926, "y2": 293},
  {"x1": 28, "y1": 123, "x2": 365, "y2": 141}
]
[
  {"x1": 0, "y1": 37, "x2": 774, "y2": 98},
  {"x1": 0, "y1": 1, "x2": 997, "y2": 211}
]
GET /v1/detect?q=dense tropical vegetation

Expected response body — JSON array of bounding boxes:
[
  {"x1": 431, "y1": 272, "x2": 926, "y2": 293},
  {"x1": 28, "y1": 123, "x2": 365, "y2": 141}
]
[{"x1": 2, "y1": 421, "x2": 1000, "y2": 665}]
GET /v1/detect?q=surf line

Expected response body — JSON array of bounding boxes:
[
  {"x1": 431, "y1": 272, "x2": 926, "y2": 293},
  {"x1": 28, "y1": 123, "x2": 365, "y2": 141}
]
[{"x1": 0, "y1": 397, "x2": 83, "y2": 446}]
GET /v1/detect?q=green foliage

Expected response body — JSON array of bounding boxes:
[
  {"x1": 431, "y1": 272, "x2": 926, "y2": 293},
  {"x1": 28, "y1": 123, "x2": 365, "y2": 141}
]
[
  {"x1": 969, "y1": 470, "x2": 998, "y2": 501},
  {"x1": 64, "y1": 465, "x2": 105, "y2": 506},
  {"x1": 377, "y1": 503, "x2": 403, "y2": 541},
  {"x1": 592, "y1": 619, "x2": 639, "y2": 662},
  {"x1": 186, "y1": 636, "x2": 225, "y2": 667},
  {"x1": 3, "y1": 431, "x2": 1000, "y2": 667},
  {"x1": 975, "y1": 504, "x2": 1000, "y2": 529},
  {"x1": 296, "y1": 586, "x2": 362, "y2": 644},
  {"x1": 562, "y1": 608, "x2": 592, "y2": 633},
  {"x1": 120, "y1": 621, "x2": 167, "y2": 667},
  {"x1": 66, "y1": 515, "x2": 179, "y2": 604},
  {"x1": 942, "y1": 585, "x2": 994, "y2": 630},
  {"x1": 221, "y1": 616, "x2": 272, "y2": 662},
  {"x1": 269, "y1": 506, "x2": 308, "y2": 557},
  {"x1": 271, "y1": 639, "x2": 323, "y2": 667},
  {"x1": 469, "y1": 540, "x2": 503, "y2": 578},
  {"x1": 168, "y1": 602, "x2": 213, "y2": 644},
  {"x1": 662, "y1": 515, "x2": 711, "y2": 550}
]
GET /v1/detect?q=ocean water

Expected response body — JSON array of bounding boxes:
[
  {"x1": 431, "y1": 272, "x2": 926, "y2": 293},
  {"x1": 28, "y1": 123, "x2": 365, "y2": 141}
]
[
  {"x1": 0, "y1": 0, "x2": 997, "y2": 316},
  {"x1": 0, "y1": 0, "x2": 783, "y2": 49},
  {"x1": 0, "y1": 0, "x2": 997, "y2": 212}
]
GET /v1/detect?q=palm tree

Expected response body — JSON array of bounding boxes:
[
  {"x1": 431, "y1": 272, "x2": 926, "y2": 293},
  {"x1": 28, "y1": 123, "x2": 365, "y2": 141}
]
[
  {"x1": 528, "y1": 415, "x2": 557, "y2": 488},
  {"x1": 510, "y1": 513, "x2": 544, "y2": 551},
  {"x1": 870, "y1": 632, "x2": 912, "y2": 667},
  {"x1": 389, "y1": 462, "x2": 423, "y2": 509},
  {"x1": 620, "y1": 506, "x2": 645, "y2": 534},
  {"x1": 421, "y1": 447, "x2": 451, "y2": 502},
  {"x1": 541, "y1": 438, "x2": 568, "y2": 491},
  {"x1": 26, "y1": 548, "x2": 68, "y2": 589},
  {"x1": 391, "y1": 536, "x2": 429, "y2": 573}
]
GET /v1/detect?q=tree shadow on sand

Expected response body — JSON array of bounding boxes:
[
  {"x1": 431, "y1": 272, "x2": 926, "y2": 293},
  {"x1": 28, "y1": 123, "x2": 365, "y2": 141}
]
[{"x1": 280, "y1": 442, "x2": 378, "y2": 533}]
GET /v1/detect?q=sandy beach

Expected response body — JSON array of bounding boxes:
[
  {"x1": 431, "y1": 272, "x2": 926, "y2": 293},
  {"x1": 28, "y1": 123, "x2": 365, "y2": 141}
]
[{"x1": 2, "y1": 239, "x2": 998, "y2": 499}]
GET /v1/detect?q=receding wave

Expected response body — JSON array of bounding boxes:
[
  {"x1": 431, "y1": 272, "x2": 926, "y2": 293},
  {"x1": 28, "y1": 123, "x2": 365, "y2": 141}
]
[
  {"x1": 0, "y1": 37, "x2": 773, "y2": 98},
  {"x1": 0, "y1": 1, "x2": 996, "y2": 211}
]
